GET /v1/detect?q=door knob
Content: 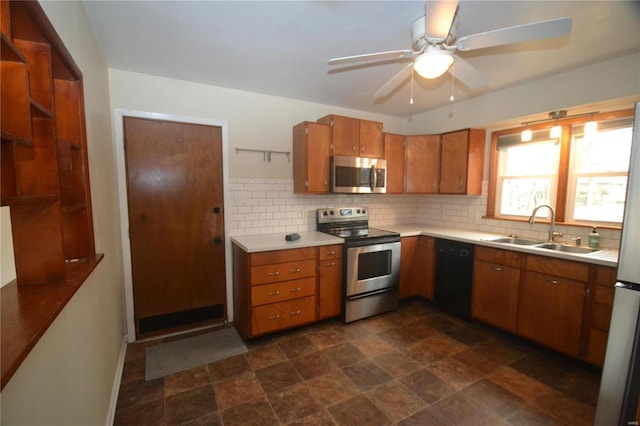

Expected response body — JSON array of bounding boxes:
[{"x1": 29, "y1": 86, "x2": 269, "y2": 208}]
[
  {"x1": 214, "y1": 236, "x2": 223, "y2": 244},
  {"x1": 213, "y1": 207, "x2": 221, "y2": 214}
]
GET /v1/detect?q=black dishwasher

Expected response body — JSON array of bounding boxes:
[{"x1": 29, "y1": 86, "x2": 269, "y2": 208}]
[{"x1": 434, "y1": 239, "x2": 474, "y2": 319}]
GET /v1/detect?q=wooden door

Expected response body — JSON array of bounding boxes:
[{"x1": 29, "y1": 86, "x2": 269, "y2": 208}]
[
  {"x1": 517, "y1": 271, "x2": 585, "y2": 356},
  {"x1": 416, "y1": 236, "x2": 435, "y2": 300},
  {"x1": 293, "y1": 122, "x2": 330, "y2": 193},
  {"x1": 318, "y1": 115, "x2": 359, "y2": 156},
  {"x1": 384, "y1": 133, "x2": 405, "y2": 194},
  {"x1": 405, "y1": 135, "x2": 440, "y2": 193},
  {"x1": 123, "y1": 117, "x2": 226, "y2": 338},
  {"x1": 440, "y1": 130, "x2": 469, "y2": 194},
  {"x1": 472, "y1": 260, "x2": 520, "y2": 332},
  {"x1": 359, "y1": 119, "x2": 383, "y2": 158}
]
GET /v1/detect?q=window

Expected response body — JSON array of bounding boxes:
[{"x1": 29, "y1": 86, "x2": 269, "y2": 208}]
[
  {"x1": 567, "y1": 119, "x2": 633, "y2": 224},
  {"x1": 495, "y1": 133, "x2": 560, "y2": 218},
  {"x1": 488, "y1": 109, "x2": 634, "y2": 226}
]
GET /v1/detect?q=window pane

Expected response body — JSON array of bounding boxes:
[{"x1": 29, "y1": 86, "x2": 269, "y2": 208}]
[
  {"x1": 573, "y1": 176, "x2": 628, "y2": 222},
  {"x1": 500, "y1": 177, "x2": 553, "y2": 216},
  {"x1": 501, "y1": 142, "x2": 559, "y2": 175},
  {"x1": 573, "y1": 127, "x2": 632, "y2": 173}
]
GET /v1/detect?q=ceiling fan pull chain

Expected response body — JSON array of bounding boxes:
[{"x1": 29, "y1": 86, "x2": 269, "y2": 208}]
[
  {"x1": 450, "y1": 63, "x2": 455, "y2": 102},
  {"x1": 410, "y1": 68, "x2": 415, "y2": 105}
]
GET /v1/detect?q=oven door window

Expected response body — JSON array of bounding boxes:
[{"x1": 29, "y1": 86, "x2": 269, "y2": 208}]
[{"x1": 358, "y1": 250, "x2": 392, "y2": 280}]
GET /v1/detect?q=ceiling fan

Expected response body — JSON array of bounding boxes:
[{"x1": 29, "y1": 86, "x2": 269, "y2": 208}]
[{"x1": 328, "y1": 0, "x2": 572, "y2": 98}]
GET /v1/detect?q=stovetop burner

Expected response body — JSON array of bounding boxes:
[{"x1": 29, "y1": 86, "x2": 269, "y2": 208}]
[{"x1": 316, "y1": 207, "x2": 399, "y2": 243}]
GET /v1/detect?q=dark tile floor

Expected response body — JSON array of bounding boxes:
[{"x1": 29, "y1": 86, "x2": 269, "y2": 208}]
[{"x1": 114, "y1": 299, "x2": 601, "y2": 425}]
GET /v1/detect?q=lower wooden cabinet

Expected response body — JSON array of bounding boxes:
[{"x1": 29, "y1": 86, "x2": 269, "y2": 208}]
[
  {"x1": 233, "y1": 244, "x2": 318, "y2": 338},
  {"x1": 318, "y1": 244, "x2": 343, "y2": 319},
  {"x1": 582, "y1": 265, "x2": 617, "y2": 366},
  {"x1": 399, "y1": 236, "x2": 434, "y2": 299},
  {"x1": 516, "y1": 256, "x2": 589, "y2": 357},
  {"x1": 472, "y1": 247, "x2": 521, "y2": 332}
]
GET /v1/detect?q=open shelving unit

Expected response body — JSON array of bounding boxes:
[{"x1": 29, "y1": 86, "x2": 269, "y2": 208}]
[{"x1": 1, "y1": 0, "x2": 102, "y2": 389}]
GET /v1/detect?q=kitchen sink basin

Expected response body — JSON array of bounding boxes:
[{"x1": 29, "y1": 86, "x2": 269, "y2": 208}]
[
  {"x1": 535, "y1": 243, "x2": 601, "y2": 254},
  {"x1": 489, "y1": 237, "x2": 543, "y2": 246}
]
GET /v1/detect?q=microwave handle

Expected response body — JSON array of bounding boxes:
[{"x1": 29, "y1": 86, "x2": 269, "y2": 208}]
[{"x1": 369, "y1": 165, "x2": 377, "y2": 192}]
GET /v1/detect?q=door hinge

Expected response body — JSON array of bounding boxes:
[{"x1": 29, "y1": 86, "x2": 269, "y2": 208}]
[
  {"x1": 585, "y1": 288, "x2": 590, "y2": 299},
  {"x1": 330, "y1": 143, "x2": 334, "y2": 152},
  {"x1": 579, "y1": 341, "x2": 585, "y2": 357},
  {"x1": 330, "y1": 119, "x2": 334, "y2": 127},
  {"x1": 305, "y1": 127, "x2": 309, "y2": 135}
]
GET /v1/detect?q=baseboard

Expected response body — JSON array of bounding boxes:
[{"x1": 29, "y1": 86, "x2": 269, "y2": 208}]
[{"x1": 106, "y1": 335, "x2": 128, "y2": 426}]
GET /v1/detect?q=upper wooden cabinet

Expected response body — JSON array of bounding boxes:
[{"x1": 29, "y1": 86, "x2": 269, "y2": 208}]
[
  {"x1": 293, "y1": 121, "x2": 331, "y2": 194},
  {"x1": 317, "y1": 114, "x2": 384, "y2": 158},
  {"x1": 439, "y1": 129, "x2": 485, "y2": 195},
  {"x1": 383, "y1": 133, "x2": 405, "y2": 194},
  {"x1": 405, "y1": 134, "x2": 441, "y2": 194},
  {"x1": 1, "y1": 0, "x2": 96, "y2": 285}
]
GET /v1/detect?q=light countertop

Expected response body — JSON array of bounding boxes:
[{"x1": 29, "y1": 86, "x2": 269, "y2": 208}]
[
  {"x1": 231, "y1": 231, "x2": 343, "y2": 253},
  {"x1": 231, "y1": 225, "x2": 618, "y2": 267},
  {"x1": 377, "y1": 224, "x2": 619, "y2": 268}
]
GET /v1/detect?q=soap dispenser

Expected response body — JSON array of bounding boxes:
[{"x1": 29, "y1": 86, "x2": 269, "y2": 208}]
[{"x1": 588, "y1": 227, "x2": 600, "y2": 248}]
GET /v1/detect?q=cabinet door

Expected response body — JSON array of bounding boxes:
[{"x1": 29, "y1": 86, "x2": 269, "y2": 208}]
[
  {"x1": 399, "y1": 236, "x2": 418, "y2": 298},
  {"x1": 384, "y1": 133, "x2": 405, "y2": 194},
  {"x1": 293, "y1": 122, "x2": 331, "y2": 193},
  {"x1": 440, "y1": 129, "x2": 485, "y2": 194},
  {"x1": 517, "y1": 271, "x2": 586, "y2": 356},
  {"x1": 319, "y1": 115, "x2": 359, "y2": 156},
  {"x1": 440, "y1": 130, "x2": 469, "y2": 194},
  {"x1": 405, "y1": 135, "x2": 440, "y2": 194},
  {"x1": 318, "y1": 258, "x2": 342, "y2": 319},
  {"x1": 359, "y1": 119, "x2": 383, "y2": 158},
  {"x1": 472, "y1": 260, "x2": 520, "y2": 332},
  {"x1": 416, "y1": 236, "x2": 435, "y2": 300}
]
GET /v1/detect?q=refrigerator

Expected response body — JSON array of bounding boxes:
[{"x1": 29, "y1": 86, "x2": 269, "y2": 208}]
[{"x1": 594, "y1": 101, "x2": 640, "y2": 426}]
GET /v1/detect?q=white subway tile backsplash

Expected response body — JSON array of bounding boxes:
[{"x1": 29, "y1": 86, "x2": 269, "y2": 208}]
[{"x1": 225, "y1": 178, "x2": 621, "y2": 248}]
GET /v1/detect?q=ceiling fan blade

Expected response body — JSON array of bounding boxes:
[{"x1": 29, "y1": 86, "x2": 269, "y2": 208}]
[
  {"x1": 425, "y1": 0, "x2": 458, "y2": 41},
  {"x1": 374, "y1": 63, "x2": 414, "y2": 98},
  {"x1": 328, "y1": 50, "x2": 416, "y2": 65},
  {"x1": 450, "y1": 56, "x2": 488, "y2": 90},
  {"x1": 455, "y1": 17, "x2": 572, "y2": 51}
]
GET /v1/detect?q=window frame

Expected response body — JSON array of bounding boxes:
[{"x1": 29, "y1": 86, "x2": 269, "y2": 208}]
[{"x1": 487, "y1": 108, "x2": 634, "y2": 228}]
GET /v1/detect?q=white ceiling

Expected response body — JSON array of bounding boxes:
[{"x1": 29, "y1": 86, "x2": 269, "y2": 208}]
[{"x1": 82, "y1": 1, "x2": 640, "y2": 118}]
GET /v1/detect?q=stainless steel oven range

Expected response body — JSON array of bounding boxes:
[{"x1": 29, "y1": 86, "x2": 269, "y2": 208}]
[{"x1": 316, "y1": 207, "x2": 400, "y2": 323}]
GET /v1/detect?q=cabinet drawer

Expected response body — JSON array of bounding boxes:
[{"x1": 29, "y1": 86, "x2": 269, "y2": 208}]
[
  {"x1": 319, "y1": 244, "x2": 342, "y2": 260},
  {"x1": 251, "y1": 247, "x2": 316, "y2": 266},
  {"x1": 593, "y1": 266, "x2": 617, "y2": 287},
  {"x1": 525, "y1": 255, "x2": 589, "y2": 281},
  {"x1": 251, "y1": 277, "x2": 315, "y2": 306},
  {"x1": 475, "y1": 246, "x2": 521, "y2": 268},
  {"x1": 251, "y1": 259, "x2": 316, "y2": 285},
  {"x1": 251, "y1": 295, "x2": 316, "y2": 336},
  {"x1": 594, "y1": 285, "x2": 614, "y2": 306}
]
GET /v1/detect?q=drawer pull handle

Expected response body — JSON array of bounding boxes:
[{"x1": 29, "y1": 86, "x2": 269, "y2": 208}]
[
  {"x1": 327, "y1": 262, "x2": 336, "y2": 267},
  {"x1": 268, "y1": 271, "x2": 280, "y2": 277},
  {"x1": 327, "y1": 250, "x2": 335, "y2": 255},
  {"x1": 495, "y1": 267, "x2": 502, "y2": 271},
  {"x1": 290, "y1": 268, "x2": 301, "y2": 273},
  {"x1": 268, "y1": 314, "x2": 280, "y2": 320},
  {"x1": 290, "y1": 287, "x2": 301, "y2": 292},
  {"x1": 551, "y1": 280, "x2": 560, "y2": 285},
  {"x1": 290, "y1": 310, "x2": 301, "y2": 316},
  {"x1": 268, "y1": 291, "x2": 280, "y2": 296}
]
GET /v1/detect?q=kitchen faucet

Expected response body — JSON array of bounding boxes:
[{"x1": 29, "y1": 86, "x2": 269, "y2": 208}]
[{"x1": 528, "y1": 204, "x2": 562, "y2": 242}]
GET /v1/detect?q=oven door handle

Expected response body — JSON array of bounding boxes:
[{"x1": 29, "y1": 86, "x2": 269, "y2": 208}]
[
  {"x1": 369, "y1": 164, "x2": 377, "y2": 192},
  {"x1": 347, "y1": 286, "x2": 396, "y2": 300}
]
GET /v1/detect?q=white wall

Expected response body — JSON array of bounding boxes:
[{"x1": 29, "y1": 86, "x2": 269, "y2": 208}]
[
  {"x1": 108, "y1": 69, "x2": 405, "y2": 179},
  {"x1": 0, "y1": 2, "x2": 126, "y2": 425},
  {"x1": 403, "y1": 52, "x2": 640, "y2": 134}
]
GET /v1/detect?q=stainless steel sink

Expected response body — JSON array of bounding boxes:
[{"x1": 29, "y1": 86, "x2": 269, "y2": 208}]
[
  {"x1": 489, "y1": 237, "x2": 543, "y2": 246},
  {"x1": 535, "y1": 242, "x2": 601, "y2": 254}
]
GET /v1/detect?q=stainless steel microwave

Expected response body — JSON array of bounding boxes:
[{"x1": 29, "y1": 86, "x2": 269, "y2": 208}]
[{"x1": 331, "y1": 156, "x2": 387, "y2": 194}]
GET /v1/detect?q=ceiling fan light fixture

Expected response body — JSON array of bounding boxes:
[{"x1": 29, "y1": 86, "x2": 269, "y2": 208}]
[{"x1": 413, "y1": 49, "x2": 454, "y2": 79}]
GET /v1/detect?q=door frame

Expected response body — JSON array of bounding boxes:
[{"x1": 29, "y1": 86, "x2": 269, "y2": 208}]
[{"x1": 113, "y1": 109, "x2": 231, "y2": 342}]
